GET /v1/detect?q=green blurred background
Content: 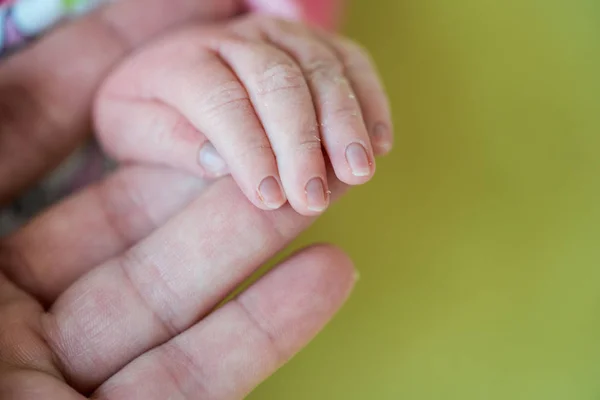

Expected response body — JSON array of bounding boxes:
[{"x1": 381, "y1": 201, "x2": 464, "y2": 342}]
[{"x1": 248, "y1": 0, "x2": 600, "y2": 398}]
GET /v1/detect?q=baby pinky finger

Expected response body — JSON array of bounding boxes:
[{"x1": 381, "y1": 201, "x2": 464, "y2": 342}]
[{"x1": 320, "y1": 35, "x2": 394, "y2": 156}]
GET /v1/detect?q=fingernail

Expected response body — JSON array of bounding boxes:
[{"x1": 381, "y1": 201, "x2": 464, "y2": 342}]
[
  {"x1": 371, "y1": 123, "x2": 393, "y2": 154},
  {"x1": 258, "y1": 177, "x2": 286, "y2": 209},
  {"x1": 198, "y1": 142, "x2": 228, "y2": 176},
  {"x1": 305, "y1": 177, "x2": 329, "y2": 212},
  {"x1": 345, "y1": 143, "x2": 372, "y2": 177}
]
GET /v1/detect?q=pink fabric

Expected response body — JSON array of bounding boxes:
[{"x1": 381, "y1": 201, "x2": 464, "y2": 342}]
[
  {"x1": 301, "y1": 0, "x2": 342, "y2": 29},
  {"x1": 4, "y1": 13, "x2": 24, "y2": 46},
  {"x1": 245, "y1": 0, "x2": 343, "y2": 30}
]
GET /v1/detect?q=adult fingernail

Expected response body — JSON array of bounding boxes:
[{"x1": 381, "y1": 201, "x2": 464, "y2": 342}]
[
  {"x1": 258, "y1": 177, "x2": 286, "y2": 209},
  {"x1": 346, "y1": 143, "x2": 372, "y2": 177},
  {"x1": 305, "y1": 177, "x2": 329, "y2": 212},
  {"x1": 371, "y1": 123, "x2": 393, "y2": 154},
  {"x1": 198, "y1": 142, "x2": 228, "y2": 176}
]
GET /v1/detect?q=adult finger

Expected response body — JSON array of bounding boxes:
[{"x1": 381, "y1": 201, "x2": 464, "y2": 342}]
[
  {"x1": 0, "y1": 166, "x2": 210, "y2": 305},
  {"x1": 42, "y1": 172, "x2": 347, "y2": 393},
  {"x1": 0, "y1": 0, "x2": 241, "y2": 204},
  {"x1": 94, "y1": 245, "x2": 356, "y2": 400}
]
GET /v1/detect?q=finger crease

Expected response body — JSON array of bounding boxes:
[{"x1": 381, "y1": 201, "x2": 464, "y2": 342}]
[
  {"x1": 159, "y1": 340, "x2": 212, "y2": 399},
  {"x1": 234, "y1": 298, "x2": 285, "y2": 364},
  {"x1": 118, "y1": 251, "x2": 180, "y2": 338}
]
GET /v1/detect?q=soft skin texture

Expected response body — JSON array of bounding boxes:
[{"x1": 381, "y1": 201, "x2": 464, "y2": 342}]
[
  {"x1": 0, "y1": 1, "x2": 365, "y2": 398},
  {"x1": 94, "y1": 15, "x2": 393, "y2": 216}
]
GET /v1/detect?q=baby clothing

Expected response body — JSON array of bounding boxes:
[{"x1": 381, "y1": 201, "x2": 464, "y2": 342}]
[{"x1": 0, "y1": 0, "x2": 107, "y2": 54}]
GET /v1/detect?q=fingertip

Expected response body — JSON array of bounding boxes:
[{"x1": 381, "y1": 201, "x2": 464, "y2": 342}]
[
  {"x1": 198, "y1": 142, "x2": 229, "y2": 177},
  {"x1": 257, "y1": 176, "x2": 287, "y2": 210},
  {"x1": 304, "y1": 177, "x2": 330, "y2": 214},
  {"x1": 304, "y1": 243, "x2": 358, "y2": 282},
  {"x1": 331, "y1": 142, "x2": 376, "y2": 186},
  {"x1": 370, "y1": 122, "x2": 394, "y2": 156},
  {"x1": 345, "y1": 142, "x2": 375, "y2": 177},
  {"x1": 373, "y1": 144, "x2": 393, "y2": 156}
]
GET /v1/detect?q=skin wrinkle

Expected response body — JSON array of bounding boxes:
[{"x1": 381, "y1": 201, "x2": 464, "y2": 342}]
[
  {"x1": 117, "y1": 252, "x2": 180, "y2": 338},
  {"x1": 233, "y1": 298, "x2": 285, "y2": 362},
  {"x1": 156, "y1": 340, "x2": 215, "y2": 399},
  {"x1": 43, "y1": 297, "x2": 108, "y2": 391},
  {"x1": 121, "y1": 241, "x2": 203, "y2": 334}
]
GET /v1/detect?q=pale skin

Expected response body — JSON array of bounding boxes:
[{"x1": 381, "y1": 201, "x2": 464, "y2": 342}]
[
  {"x1": 94, "y1": 14, "x2": 393, "y2": 216},
  {"x1": 0, "y1": 1, "x2": 367, "y2": 399}
]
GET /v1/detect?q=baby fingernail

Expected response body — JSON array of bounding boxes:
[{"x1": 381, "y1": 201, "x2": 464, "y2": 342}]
[
  {"x1": 346, "y1": 143, "x2": 372, "y2": 177},
  {"x1": 258, "y1": 177, "x2": 286, "y2": 209},
  {"x1": 198, "y1": 142, "x2": 228, "y2": 176},
  {"x1": 372, "y1": 123, "x2": 393, "y2": 154},
  {"x1": 305, "y1": 177, "x2": 329, "y2": 212}
]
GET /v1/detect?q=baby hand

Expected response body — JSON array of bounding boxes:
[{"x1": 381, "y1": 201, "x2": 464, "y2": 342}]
[{"x1": 95, "y1": 15, "x2": 393, "y2": 216}]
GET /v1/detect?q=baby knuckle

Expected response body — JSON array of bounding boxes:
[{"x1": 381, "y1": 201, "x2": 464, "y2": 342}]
[
  {"x1": 234, "y1": 141, "x2": 274, "y2": 161},
  {"x1": 304, "y1": 57, "x2": 344, "y2": 82},
  {"x1": 202, "y1": 81, "x2": 252, "y2": 116},
  {"x1": 325, "y1": 104, "x2": 363, "y2": 125},
  {"x1": 296, "y1": 137, "x2": 323, "y2": 155},
  {"x1": 255, "y1": 63, "x2": 307, "y2": 96}
]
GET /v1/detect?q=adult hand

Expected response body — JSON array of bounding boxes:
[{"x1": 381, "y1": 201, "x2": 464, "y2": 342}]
[
  {"x1": 0, "y1": 169, "x2": 356, "y2": 399},
  {"x1": 0, "y1": 1, "x2": 357, "y2": 398}
]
